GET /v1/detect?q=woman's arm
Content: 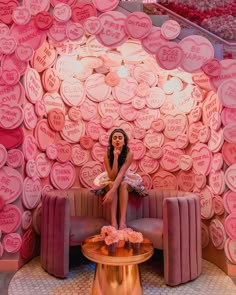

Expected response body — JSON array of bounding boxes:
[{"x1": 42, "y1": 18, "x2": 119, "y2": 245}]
[{"x1": 104, "y1": 150, "x2": 119, "y2": 180}]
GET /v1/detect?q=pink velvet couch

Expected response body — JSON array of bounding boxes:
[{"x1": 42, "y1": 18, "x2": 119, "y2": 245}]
[{"x1": 40, "y1": 188, "x2": 201, "y2": 286}]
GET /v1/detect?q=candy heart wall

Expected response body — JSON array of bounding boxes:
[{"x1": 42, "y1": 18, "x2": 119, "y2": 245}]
[{"x1": 0, "y1": 0, "x2": 236, "y2": 275}]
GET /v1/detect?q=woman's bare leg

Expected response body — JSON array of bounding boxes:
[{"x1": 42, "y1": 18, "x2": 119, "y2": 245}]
[
  {"x1": 118, "y1": 182, "x2": 129, "y2": 229},
  {"x1": 110, "y1": 189, "x2": 118, "y2": 229}
]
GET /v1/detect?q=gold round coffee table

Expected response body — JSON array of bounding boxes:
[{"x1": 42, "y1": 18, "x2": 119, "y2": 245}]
[{"x1": 81, "y1": 236, "x2": 153, "y2": 295}]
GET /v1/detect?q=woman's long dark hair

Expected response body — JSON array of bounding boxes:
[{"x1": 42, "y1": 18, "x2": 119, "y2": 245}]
[{"x1": 107, "y1": 128, "x2": 129, "y2": 170}]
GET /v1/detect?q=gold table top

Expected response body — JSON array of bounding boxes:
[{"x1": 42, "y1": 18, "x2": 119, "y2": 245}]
[{"x1": 81, "y1": 236, "x2": 154, "y2": 266}]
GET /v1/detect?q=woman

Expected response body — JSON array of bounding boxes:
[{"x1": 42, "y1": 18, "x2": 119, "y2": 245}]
[{"x1": 94, "y1": 128, "x2": 147, "y2": 229}]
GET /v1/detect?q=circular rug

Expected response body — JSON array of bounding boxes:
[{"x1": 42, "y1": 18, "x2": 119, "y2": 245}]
[{"x1": 9, "y1": 255, "x2": 236, "y2": 295}]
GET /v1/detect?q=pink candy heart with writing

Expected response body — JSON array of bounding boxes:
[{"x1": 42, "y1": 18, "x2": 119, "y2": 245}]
[
  {"x1": 0, "y1": 166, "x2": 23, "y2": 204},
  {"x1": 92, "y1": 0, "x2": 119, "y2": 12},
  {"x1": 217, "y1": 79, "x2": 236, "y2": 108},
  {"x1": 221, "y1": 108, "x2": 236, "y2": 126},
  {"x1": 24, "y1": 102, "x2": 37, "y2": 130},
  {"x1": 209, "y1": 219, "x2": 226, "y2": 249},
  {"x1": 98, "y1": 99, "x2": 120, "y2": 120},
  {"x1": 177, "y1": 170, "x2": 195, "y2": 192},
  {"x1": 160, "y1": 143, "x2": 185, "y2": 172},
  {"x1": 175, "y1": 134, "x2": 189, "y2": 149},
  {"x1": 48, "y1": 109, "x2": 65, "y2": 131},
  {"x1": 0, "y1": 82, "x2": 24, "y2": 106},
  {"x1": 24, "y1": 68, "x2": 43, "y2": 103},
  {"x1": 113, "y1": 77, "x2": 137, "y2": 104},
  {"x1": 35, "y1": 11, "x2": 53, "y2": 30},
  {"x1": 99, "y1": 132, "x2": 109, "y2": 147},
  {"x1": 194, "y1": 173, "x2": 207, "y2": 189},
  {"x1": 60, "y1": 116, "x2": 85, "y2": 143},
  {"x1": 25, "y1": 159, "x2": 37, "y2": 178},
  {"x1": 35, "y1": 153, "x2": 52, "y2": 178},
  {"x1": 50, "y1": 161, "x2": 76, "y2": 190},
  {"x1": 135, "y1": 108, "x2": 159, "y2": 130},
  {"x1": 222, "y1": 142, "x2": 236, "y2": 166},
  {"x1": 141, "y1": 26, "x2": 167, "y2": 55},
  {"x1": 86, "y1": 73, "x2": 111, "y2": 102},
  {"x1": 42, "y1": 68, "x2": 61, "y2": 93},
  {"x1": 144, "y1": 132, "x2": 164, "y2": 149},
  {"x1": 84, "y1": 16, "x2": 102, "y2": 35},
  {"x1": 15, "y1": 44, "x2": 34, "y2": 62},
  {"x1": 86, "y1": 121, "x2": 104, "y2": 141},
  {"x1": 80, "y1": 136, "x2": 94, "y2": 150},
  {"x1": 208, "y1": 170, "x2": 225, "y2": 195},
  {"x1": 156, "y1": 42, "x2": 184, "y2": 70},
  {"x1": 35, "y1": 119, "x2": 56, "y2": 151},
  {"x1": 164, "y1": 114, "x2": 187, "y2": 140},
  {"x1": 101, "y1": 116, "x2": 114, "y2": 129},
  {"x1": 79, "y1": 161, "x2": 103, "y2": 189},
  {"x1": 225, "y1": 164, "x2": 236, "y2": 192},
  {"x1": 66, "y1": 22, "x2": 84, "y2": 41},
  {"x1": 197, "y1": 186, "x2": 214, "y2": 219},
  {"x1": 223, "y1": 123, "x2": 236, "y2": 143},
  {"x1": 12, "y1": 6, "x2": 31, "y2": 25},
  {"x1": 2, "y1": 69, "x2": 20, "y2": 85},
  {"x1": 91, "y1": 142, "x2": 106, "y2": 163},
  {"x1": 53, "y1": 3, "x2": 72, "y2": 23},
  {"x1": 22, "y1": 135, "x2": 37, "y2": 161},
  {"x1": 71, "y1": 2, "x2": 97, "y2": 24},
  {"x1": 96, "y1": 11, "x2": 128, "y2": 48},
  {"x1": 3, "y1": 233, "x2": 22, "y2": 253},
  {"x1": 132, "y1": 126, "x2": 146, "y2": 140},
  {"x1": 212, "y1": 195, "x2": 224, "y2": 216},
  {"x1": 223, "y1": 190, "x2": 236, "y2": 214},
  {"x1": 23, "y1": 177, "x2": 42, "y2": 209},
  {"x1": 80, "y1": 100, "x2": 97, "y2": 121},
  {"x1": 71, "y1": 144, "x2": 89, "y2": 166},
  {"x1": 152, "y1": 171, "x2": 177, "y2": 191},
  {"x1": 0, "y1": 144, "x2": 7, "y2": 168},
  {"x1": 191, "y1": 143, "x2": 212, "y2": 175},
  {"x1": 0, "y1": 204, "x2": 21, "y2": 233},
  {"x1": 68, "y1": 107, "x2": 81, "y2": 122},
  {"x1": 225, "y1": 212, "x2": 236, "y2": 240},
  {"x1": 179, "y1": 155, "x2": 193, "y2": 171},
  {"x1": 224, "y1": 239, "x2": 236, "y2": 264},
  {"x1": 125, "y1": 12, "x2": 152, "y2": 39},
  {"x1": 208, "y1": 129, "x2": 224, "y2": 153},
  {"x1": 61, "y1": 77, "x2": 85, "y2": 107},
  {"x1": 148, "y1": 147, "x2": 163, "y2": 160},
  {"x1": 0, "y1": 36, "x2": 17, "y2": 55},
  {"x1": 139, "y1": 155, "x2": 159, "y2": 174},
  {"x1": 0, "y1": 127, "x2": 24, "y2": 149},
  {"x1": 128, "y1": 139, "x2": 146, "y2": 160},
  {"x1": 211, "y1": 152, "x2": 223, "y2": 172},
  {"x1": 46, "y1": 144, "x2": 58, "y2": 160},
  {"x1": 188, "y1": 121, "x2": 203, "y2": 144},
  {"x1": 201, "y1": 58, "x2": 221, "y2": 77},
  {"x1": 161, "y1": 19, "x2": 181, "y2": 40},
  {"x1": 56, "y1": 140, "x2": 72, "y2": 163},
  {"x1": 7, "y1": 149, "x2": 24, "y2": 168}
]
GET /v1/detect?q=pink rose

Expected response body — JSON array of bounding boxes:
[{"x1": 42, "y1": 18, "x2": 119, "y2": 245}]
[{"x1": 101, "y1": 225, "x2": 116, "y2": 237}]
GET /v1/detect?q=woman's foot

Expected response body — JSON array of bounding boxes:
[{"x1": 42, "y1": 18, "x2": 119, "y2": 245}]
[
  {"x1": 119, "y1": 223, "x2": 127, "y2": 230},
  {"x1": 111, "y1": 220, "x2": 118, "y2": 229}
]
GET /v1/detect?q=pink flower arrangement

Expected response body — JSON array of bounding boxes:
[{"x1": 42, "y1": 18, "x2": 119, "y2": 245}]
[{"x1": 127, "y1": 231, "x2": 143, "y2": 244}]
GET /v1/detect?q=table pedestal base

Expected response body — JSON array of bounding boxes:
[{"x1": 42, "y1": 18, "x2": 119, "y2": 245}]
[{"x1": 92, "y1": 263, "x2": 142, "y2": 295}]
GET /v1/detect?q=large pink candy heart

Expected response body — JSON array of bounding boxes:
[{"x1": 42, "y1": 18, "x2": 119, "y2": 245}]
[
  {"x1": 191, "y1": 143, "x2": 212, "y2": 175},
  {"x1": 0, "y1": 204, "x2": 21, "y2": 233},
  {"x1": 84, "y1": 17, "x2": 102, "y2": 35},
  {"x1": 208, "y1": 170, "x2": 225, "y2": 195},
  {"x1": 217, "y1": 79, "x2": 236, "y2": 108},
  {"x1": 223, "y1": 190, "x2": 236, "y2": 214},
  {"x1": 0, "y1": 36, "x2": 17, "y2": 55},
  {"x1": 85, "y1": 73, "x2": 111, "y2": 102},
  {"x1": 197, "y1": 186, "x2": 214, "y2": 219},
  {"x1": 221, "y1": 108, "x2": 236, "y2": 126},
  {"x1": 50, "y1": 162, "x2": 76, "y2": 190},
  {"x1": 61, "y1": 77, "x2": 85, "y2": 107},
  {"x1": 56, "y1": 140, "x2": 72, "y2": 163},
  {"x1": 60, "y1": 117, "x2": 85, "y2": 143},
  {"x1": 160, "y1": 143, "x2": 185, "y2": 172},
  {"x1": 224, "y1": 238, "x2": 236, "y2": 264},
  {"x1": 161, "y1": 19, "x2": 181, "y2": 40},
  {"x1": 222, "y1": 142, "x2": 236, "y2": 166},
  {"x1": 2, "y1": 69, "x2": 20, "y2": 85},
  {"x1": 96, "y1": 11, "x2": 128, "y2": 48},
  {"x1": 71, "y1": 2, "x2": 97, "y2": 24},
  {"x1": 156, "y1": 42, "x2": 184, "y2": 70},
  {"x1": 7, "y1": 149, "x2": 24, "y2": 168},
  {"x1": 225, "y1": 212, "x2": 236, "y2": 240},
  {"x1": 92, "y1": 0, "x2": 119, "y2": 12},
  {"x1": 0, "y1": 103, "x2": 24, "y2": 129},
  {"x1": 15, "y1": 44, "x2": 34, "y2": 62},
  {"x1": 12, "y1": 6, "x2": 31, "y2": 25},
  {"x1": 71, "y1": 144, "x2": 89, "y2": 166},
  {"x1": 209, "y1": 219, "x2": 226, "y2": 249},
  {"x1": 66, "y1": 22, "x2": 84, "y2": 41},
  {"x1": 86, "y1": 121, "x2": 104, "y2": 141},
  {"x1": 225, "y1": 164, "x2": 236, "y2": 192},
  {"x1": 48, "y1": 109, "x2": 65, "y2": 132},
  {"x1": 125, "y1": 12, "x2": 152, "y2": 39},
  {"x1": 79, "y1": 161, "x2": 103, "y2": 189},
  {"x1": 98, "y1": 99, "x2": 120, "y2": 120},
  {"x1": 113, "y1": 77, "x2": 137, "y2": 104},
  {"x1": 163, "y1": 114, "x2": 187, "y2": 140},
  {"x1": 0, "y1": 166, "x2": 23, "y2": 204},
  {"x1": 128, "y1": 139, "x2": 146, "y2": 160},
  {"x1": 91, "y1": 142, "x2": 106, "y2": 163},
  {"x1": 177, "y1": 170, "x2": 195, "y2": 192},
  {"x1": 24, "y1": 68, "x2": 43, "y2": 103},
  {"x1": 35, "y1": 119, "x2": 56, "y2": 151},
  {"x1": 0, "y1": 127, "x2": 24, "y2": 149},
  {"x1": 201, "y1": 58, "x2": 221, "y2": 77},
  {"x1": 35, "y1": 153, "x2": 52, "y2": 178},
  {"x1": 22, "y1": 177, "x2": 42, "y2": 210},
  {"x1": 53, "y1": 3, "x2": 72, "y2": 23},
  {"x1": 152, "y1": 171, "x2": 177, "y2": 190},
  {"x1": 0, "y1": 82, "x2": 24, "y2": 106},
  {"x1": 139, "y1": 155, "x2": 159, "y2": 174},
  {"x1": 141, "y1": 26, "x2": 167, "y2": 55},
  {"x1": 3, "y1": 233, "x2": 22, "y2": 253}
]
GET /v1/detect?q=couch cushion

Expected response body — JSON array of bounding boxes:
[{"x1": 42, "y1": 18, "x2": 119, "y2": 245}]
[
  {"x1": 69, "y1": 216, "x2": 110, "y2": 246},
  {"x1": 127, "y1": 218, "x2": 163, "y2": 249}
]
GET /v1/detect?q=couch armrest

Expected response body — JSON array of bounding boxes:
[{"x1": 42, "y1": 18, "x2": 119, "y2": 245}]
[
  {"x1": 41, "y1": 193, "x2": 70, "y2": 278},
  {"x1": 163, "y1": 195, "x2": 201, "y2": 286}
]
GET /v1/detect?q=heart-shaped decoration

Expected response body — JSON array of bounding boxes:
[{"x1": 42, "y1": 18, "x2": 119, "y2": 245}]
[
  {"x1": 152, "y1": 171, "x2": 177, "y2": 190},
  {"x1": 0, "y1": 166, "x2": 23, "y2": 204},
  {"x1": 225, "y1": 212, "x2": 236, "y2": 240},
  {"x1": 84, "y1": 16, "x2": 103, "y2": 35},
  {"x1": 125, "y1": 12, "x2": 152, "y2": 39},
  {"x1": 212, "y1": 195, "x2": 224, "y2": 216},
  {"x1": 85, "y1": 73, "x2": 111, "y2": 102},
  {"x1": 60, "y1": 116, "x2": 85, "y2": 143},
  {"x1": 161, "y1": 19, "x2": 181, "y2": 40},
  {"x1": 24, "y1": 68, "x2": 43, "y2": 103},
  {"x1": 133, "y1": 64, "x2": 157, "y2": 87},
  {"x1": 47, "y1": 20, "x2": 68, "y2": 42},
  {"x1": 24, "y1": 102, "x2": 37, "y2": 130},
  {"x1": 12, "y1": 6, "x2": 31, "y2": 25},
  {"x1": 66, "y1": 22, "x2": 84, "y2": 41},
  {"x1": 42, "y1": 68, "x2": 61, "y2": 93},
  {"x1": 0, "y1": 82, "x2": 24, "y2": 106},
  {"x1": 43, "y1": 92, "x2": 65, "y2": 114},
  {"x1": 209, "y1": 219, "x2": 226, "y2": 249},
  {"x1": 7, "y1": 149, "x2": 24, "y2": 168},
  {"x1": 92, "y1": 0, "x2": 119, "y2": 12},
  {"x1": 61, "y1": 77, "x2": 85, "y2": 107},
  {"x1": 25, "y1": 159, "x2": 37, "y2": 178},
  {"x1": 71, "y1": 2, "x2": 97, "y2": 24},
  {"x1": 80, "y1": 100, "x2": 97, "y2": 121},
  {"x1": 53, "y1": 3, "x2": 72, "y2": 23},
  {"x1": 175, "y1": 134, "x2": 189, "y2": 149},
  {"x1": 211, "y1": 152, "x2": 223, "y2": 172},
  {"x1": 217, "y1": 79, "x2": 236, "y2": 108},
  {"x1": 71, "y1": 144, "x2": 89, "y2": 166},
  {"x1": 223, "y1": 190, "x2": 236, "y2": 214},
  {"x1": 21, "y1": 211, "x2": 32, "y2": 231},
  {"x1": 211, "y1": 60, "x2": 236, "y2": 91},
  {"x1": 15, "y1": 44, "x2": 34, "y2": 62},
  {"x1": 177, "y1": 170, "x2": 195, "y2": 192},
  {"x1": 173, "y1": 84, "x2": 195, "y2": 114},
  {"x1": 91, "y1": 142, "x2": 106, "y2": 163},
  {"x1": 201, "y1": 58, "x2": 221, "y2": 77},
  {"x1": 0, "y1": 23, "x2": 10, "y2": 37},
  {"x1": 0, "y1": 144, "x2": 7, "y2": 168},
  {"x1": 224, "y1": 238, "x2": 236, "y2": 264},
  {"x1": 80, "y1": 136, "x2": 94, "y2": 150},
  {"x1": 221, "y1": 108, "x2": 236, "y2": 126},
  {"x1": 48, "y1": 109, "x2": 65, "y2": 131},
  {"x1": 3, "y1": 233, "x2": 22, "y2": 253},
  {"x1": 2, "y1": 69, "x2": 20, "y2": 85},
  {"x1": 0, "y1": 126, "x2": 23, "y2": 149},
  {"x1": 192, "y1": 72, "x2": 212, "y2": 91},
  {"x1": 79, "y1": 161, "x2": 103, "y2": 189},
  {"x1": 209, "y1": 112, "x2": 221, "y2": 131},
  {"x1": 163, "y1": 114, "x2": 187, "y2": 140},
  {"x1": 46, "y1": 144, "x2": 58, "y2": 160},
  {"x1": 68, "y1": 107, "x2": 81, "y2": 122},
  {"x1": 86, "y1": 121, "x2": 105, "y2": 141},
  {"x1": 128, "y1": 139, "x2": 146, "y2": 160},
  {"x1": 179, "y1": 35, "x2": 214, "y2": 73},
  {"x1": 119, "y1": 104, "x2": 138, "y2": 122},
  {"x1": 151, "y1": 119, "x2": 165, "y2": 133},
  {"x1": 188, "y1": 106, "x2": 202, "y2": 124},
  {"x1": 208, "y1": 129, "x2": 224, "y2": 153},
  {"x1": 132, "y1": 126, "x2": 146, "y2": 140},
  {"x1": 194, "y1": 173, "x2": 207, "y2": 189},
  {"x1": 188, "y1": 121, "x2": 203, "y2": 144},
  {"x1": 56, "y1": 140, "x2": 72, "y2": 163},
  {"x1": 35, "y1": 101, "x2": 46, "y2": 117},
  {"x1": 146, "y1": 87, "x2": 165, "y2": 108},
  {"x1": 208, "y1": 170, "x2": 225, "y2": 195},
  {"x1": 222, "y1": 142, "x2": 236, "y2": 166},
  {"x1": 0, "y1": 36, "x2": 17, "y2": 55},
  {"x1": 22, "y1": 177, "x2": 41, "y2": 210},
  {"x1": 0, "y1": 204, "x2": 21, "y2": 233},
  {"x1": 35, "y1": 119, "x2": 56, "y2": 151},
  {"x1": 197, "y1": 186, "x2": 214, "y2": 219},
  {"x1": 198, "y1": 125, "x2": 211, "y2": 143},
  {"x1": 135, "y1": 108, "x2": 159, "y2": 130},
  {"x1": 50, "y1": 161, "x2": 76, "y2": 190},
  {"x1": 160, "y1": 143, "x2": 185, "y2": 172},
  {"x1": 99, "y1": 132, "x2": 109, "y2": 147},
  {"x1": 113, "y1": 77, "x2": 137, "y2": 104},
  {"x1": 144, "y1": 132, "x2": 164, "y2": 149},
  {"x1": 223, "y1": 123, "x2": 236, "y2": 143},
  {"x1": 191, "y1": 143, "x2": 212, "y2": 175},
  {"x1": 101, "y1": 116, "x2": 114, "y2": 129},
  {"x1": 98, "y1": 99, "x2": 120, "y2": 119},
  {"x1": 179, "y1": 155, "x2": 193, "y2": 171},
  {"x1": 156, "y1": 42, "x2": 184, "y2": 70},
  {"x1": 139, "y1": 155, "x2": 159, "y2": 174},
  {"x1": 141, "y1": 26, "x2": 167, "y2": 55},
  {"x1": 225, "y1": 164, "x2": 236, "y2": 192},
  {"x1": 148, "y1": 147, "x2": 163, "y2": 160},
  {"x1": 0, "y1": 0, "x2": 18, "y2": 25},
  {"x1": 35, "y1": 11, "x2": 53, "y2": 30},
  {"x1": 96, "y1": 11, "x2": 128, "y2": 48},
  {"x1": 22, "y1": 135, "x2": 37, "y2": 161},
  {"x1": 35, "y1": 153, "x2": 52, "y2": 178}
]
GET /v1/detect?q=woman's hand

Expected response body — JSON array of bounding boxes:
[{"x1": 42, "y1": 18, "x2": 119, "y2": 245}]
[
  {"x1": 113, "y1": 148, "x2": 121, "y2": 159},
  {"x1": 102, "y1": 189, "x2": 114, "y2": 204}
]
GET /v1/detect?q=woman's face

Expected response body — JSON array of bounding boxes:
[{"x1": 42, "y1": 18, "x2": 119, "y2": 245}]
[{"x1": 112, "y1": 132, "x2": 125, "y2": 149}]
